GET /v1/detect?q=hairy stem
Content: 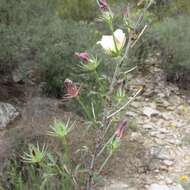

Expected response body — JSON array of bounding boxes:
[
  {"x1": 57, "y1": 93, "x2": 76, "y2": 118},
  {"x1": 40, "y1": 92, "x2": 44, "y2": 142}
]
[
  {"x1": 97, "y1": 152, "x2": 113, "y2": 175},
  {"x1": 107, "y1": 86, "x2": 143, "y2": 119}
]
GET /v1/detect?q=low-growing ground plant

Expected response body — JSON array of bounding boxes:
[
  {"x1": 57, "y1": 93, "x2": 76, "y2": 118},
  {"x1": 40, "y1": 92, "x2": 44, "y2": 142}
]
[{"x1": 0, "y1": 0, "x2": 154, "y2": 189}]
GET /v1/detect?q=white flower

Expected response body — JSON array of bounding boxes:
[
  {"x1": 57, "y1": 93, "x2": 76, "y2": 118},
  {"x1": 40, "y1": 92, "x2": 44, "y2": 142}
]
[{"x1": 97, "y1": 29, "x2": 126, "y2": 55}]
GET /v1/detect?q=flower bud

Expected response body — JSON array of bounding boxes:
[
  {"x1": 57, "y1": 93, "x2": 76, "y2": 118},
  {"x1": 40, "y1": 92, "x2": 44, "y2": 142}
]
[
  {"x1": 64, "y1": 79, "x2": 80, "y2": 99},
  {"x1": 98, "y1": 0, "x2": 109, "y2": 12},
  {"x1": 115, "y1": 117, "x2": 128, "y2": 139},
  {"x1": 75, "y1": 52, "x2": 89, "y2": 63}
]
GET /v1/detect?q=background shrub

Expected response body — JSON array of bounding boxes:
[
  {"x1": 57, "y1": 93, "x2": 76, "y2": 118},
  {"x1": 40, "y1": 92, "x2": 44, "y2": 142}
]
[
  {"x1": 39, "y1": 20, "x2": 97, "y2": 97},
  {"x1": 151, "y1": 15, "x2": 190, "y2": 88},
  {"x1": 57, "y1": 0, "x2": 98, "y2": 21},
  {"x1": 0, "y1": 0, "x2": 98, "y2": 97},
  {"x1": 149, "y1": 0, "x2": 190, "y2": 20}
]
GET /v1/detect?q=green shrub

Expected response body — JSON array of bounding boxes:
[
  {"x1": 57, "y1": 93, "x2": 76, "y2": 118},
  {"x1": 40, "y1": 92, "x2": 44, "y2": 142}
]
[
  {"x1": 0, "y1": 0, "x2": 97, "y2": 96},
  {"x1": 57, "y1": 0, "x2": 98, "y2": 21},
  {"x1": 152, "y1": 15, "x2": 190, "y2": 88},
  {"x1": 39, "y1": 20, "x2": 97, "y2": 97},
  {"x1": 150, "y1": 0, "x2": 190, "y2": 20},
  {"x1": 0, "y1": 0, "x2": 56, "y2": 74}
]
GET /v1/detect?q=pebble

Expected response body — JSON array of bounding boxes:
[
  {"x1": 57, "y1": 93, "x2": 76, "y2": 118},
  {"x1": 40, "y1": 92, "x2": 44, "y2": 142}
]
[
  {"x1": 163, "y1": 160, "x2": 174, "y2": 166},
  {"x1": 143, "y1": 107, "x2": 161, "y2": 118},
  {"x1": 143, "y1": 123, "x2": 156, "y2": 130}
]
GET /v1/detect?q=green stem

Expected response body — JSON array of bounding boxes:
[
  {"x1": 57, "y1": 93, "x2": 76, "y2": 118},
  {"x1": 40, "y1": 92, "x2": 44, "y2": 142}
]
[
  {"x1": 108, "y1": 58, "x2": 120, "y2": 95},
  {"x1": 76, "y1": 97, "x2": 92, "y2": 120},
  {"x1": 97, "y1": 133, "x2": 115, "y2": 158},
  {"x1": 97, "y1": 152, "x2": 113, "y2": 175},
  {"x1": 94, "y1": 70, "x2": 103, "y2": 91},
  {"x1": 62, "y1": 138, "x2": 70, "y2": 167},
  {"x1": 109, "y1": 23, "x2": 119, "y2": 54}
]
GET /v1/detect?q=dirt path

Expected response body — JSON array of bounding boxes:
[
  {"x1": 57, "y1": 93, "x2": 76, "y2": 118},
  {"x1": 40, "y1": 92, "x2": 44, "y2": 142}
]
[{"x1": 102, "y1": 58, "x2": 190, "y2": 190}]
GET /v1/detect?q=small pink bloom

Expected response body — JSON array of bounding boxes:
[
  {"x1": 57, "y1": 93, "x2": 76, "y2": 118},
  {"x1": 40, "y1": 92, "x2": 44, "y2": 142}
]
[
  {"x1": 98, "y1": 0, "x2": 109, "y2": 11},
  {"x1": 115, "y1": 117, "x2": 128, "y2": 139},
  {"x1": 75, "y1": 52, "x2": 89, "y2": 63},
  {"x1": 64, "y1": 79, "x2": 80, "y2": 99}
]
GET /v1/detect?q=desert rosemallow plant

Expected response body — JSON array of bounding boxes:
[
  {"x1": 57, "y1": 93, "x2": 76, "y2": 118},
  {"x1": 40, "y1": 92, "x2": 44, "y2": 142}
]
[{"x1": 22, "y1": 0, "x2": 153, "y2": 189}]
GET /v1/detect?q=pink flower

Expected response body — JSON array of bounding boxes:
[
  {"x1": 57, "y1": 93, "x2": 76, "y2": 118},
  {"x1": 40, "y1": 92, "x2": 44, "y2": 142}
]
[
  {"x1": 64, "y1": 79, "x2": 80, "y2": 99},
  {"x1": 98, "y1": 0, "x2": 109, "y2": 11},
  {"x1": 75, "y1": 52, "x2": 89, "y2": 63},
  {"x1": 115, "y1": 117, "x2": 128, "y2": 139}
]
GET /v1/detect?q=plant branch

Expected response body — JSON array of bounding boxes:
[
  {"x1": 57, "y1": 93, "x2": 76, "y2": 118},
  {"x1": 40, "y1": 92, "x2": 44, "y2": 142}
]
[
  {"x1": 134, "y1": 0, "x2": 154, "y2": 31},
  {"x1": 97, "y1": 133, "x2": 115, "y2": 158},
  {"x1": 97, "y1": 152, "x2": 113, "y2": 175},
  {"x1": 107, "y1": 86, "x2": 143, "y2": 119},
  {"x1": 131, "y1": 24, "x2": 148, "y2": 48},
  {"x1": 86, "y1": 154, "x2": 96, "y2": 190},
  {"x1": 109, "y1": 32, "x2": 133, "y2": 95}
]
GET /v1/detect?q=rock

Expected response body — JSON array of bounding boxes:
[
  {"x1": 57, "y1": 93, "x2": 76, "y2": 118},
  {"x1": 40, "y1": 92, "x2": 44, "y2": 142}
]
[
  {"x1": 0, "y1": 103, "x2": 19, "y2": 129},
  {"x1": 158, "y1": 93, "x2": 166, "y2": 98},
  {"x1": 163, "y1": 160, "x2": 174, "y2": 166},
  {"x1": 143, "y1": 107, "x2": 160, "y2": 118},
  {"x1": 126, "y1": 111, "x2": 137, "y2": 117},
  {"x1": 12, "y1": 69, "x2": 23, "y2": 83},
  {"x1": 168, "y1": 139, "x2": 181, "y2": 145},
  {"x1": 161, "y1": 112, "x2": 173, "y2": 120},
  {"x1": 103, "y1": 180, "x2": 129, "y2": 190},
  {"x1": 149, "y1": 184, "x2": 184, "y2": 190},
  {"x1": 130, "y1": 132, "x2": 144, "y2": 142},
  {"x1": 149, "y1": 184, "x2": 170, "y2": 190},
  {"x1": 150, "y1": 131, "x2": 165, "y2": 138},
  {"x1": 156, "y1": 99, "x2": 171, "y2": 108},
  {"x1": 157, "y1": 150, "x2": 173, "y2": 161},
  {"x1": 143, "y1": 123, "x2": 156, "y2": 130},
  {"x1": 130, "y1": 101, "x2": 140, "y2": 108},
  {"x1": 158, "y1": 127, "x2": 169, "y2": 134}
]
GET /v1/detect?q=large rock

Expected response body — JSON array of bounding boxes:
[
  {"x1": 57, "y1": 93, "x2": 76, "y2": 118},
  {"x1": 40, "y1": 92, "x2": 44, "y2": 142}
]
[{"x1": 0, "y1": 103, "x2": 19, "y2": 129}]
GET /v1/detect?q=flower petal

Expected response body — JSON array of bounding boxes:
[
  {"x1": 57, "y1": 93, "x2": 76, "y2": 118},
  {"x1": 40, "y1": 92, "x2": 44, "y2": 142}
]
[
  {"x1": 114, "y1": 29, "x2": 126, "y2": 50},
  {"x1": 97, "y1": 35, "x2": 115, "y2": 53}
]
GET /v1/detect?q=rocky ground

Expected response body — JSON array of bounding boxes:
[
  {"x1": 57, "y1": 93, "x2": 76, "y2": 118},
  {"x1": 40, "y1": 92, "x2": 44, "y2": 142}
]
[
  {"x1": 1, "y1": 57, "x2": 190, "y2": 190},
  {"x1": 102, "y1": 58, "x2": 190, "y2": 190}
]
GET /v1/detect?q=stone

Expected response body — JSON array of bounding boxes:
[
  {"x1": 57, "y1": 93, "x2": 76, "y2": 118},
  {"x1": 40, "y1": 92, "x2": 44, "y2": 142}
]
[
  {"x1": 130, "y1": 132, "x2": 144, "y2": 142},
  {"x1": 167, "y1": 138, "x2": 181, "y2": 145},
  {"x1": 149, "y1": 184, "x2": 184, "y2": 190},
  {"x1": 163, "y1": 160, "x2": 174, "y2": 166},
  {"x1": 149, "y1": 184, "x2": 170, "y2": 190},
  {"x1": 103, "y1": 181, "x2": 129, "y2": 190},
  {"x1": 0, "y1": 103, "x2": 19, "y2": 129},
  {"x1": 130, "y1": 101, "x2": 140, "y2": 108},
  {"x1": 12, "y1": 69, "x2": 23, "y2": 83},
  {"x1": 143, "y1": 107, "x2": 160, "y2": 118},
  {"x1": 143, "y1": 123, "x2": 155, "y2": 130},
  {"x1": 126, "y1": 111, "x2": 137, "y2": 117}
]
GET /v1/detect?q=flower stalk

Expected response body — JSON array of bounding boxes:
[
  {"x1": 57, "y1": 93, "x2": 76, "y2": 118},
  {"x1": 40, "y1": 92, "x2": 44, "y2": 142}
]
[{"x1": 76, "y1": 97, "x2": 92, "y2": 121}]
